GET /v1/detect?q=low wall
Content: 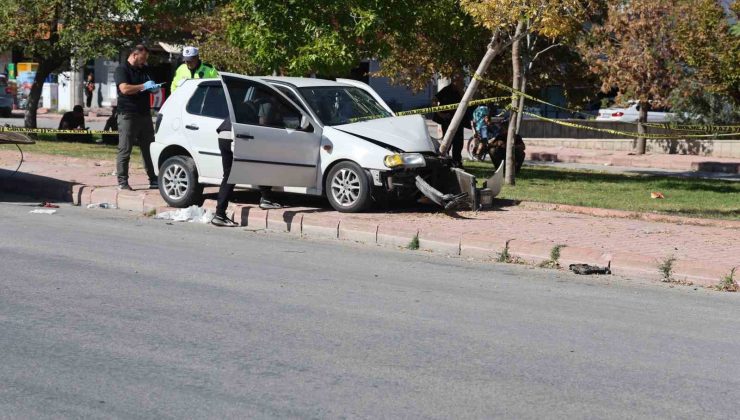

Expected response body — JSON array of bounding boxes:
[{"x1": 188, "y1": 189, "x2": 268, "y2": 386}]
[
  {"x1": 523, "y1": 138, "x2": 740, "y2": 158},
  {"x1": 519, "y1": 119, "x2": 740, "y2": 140}
]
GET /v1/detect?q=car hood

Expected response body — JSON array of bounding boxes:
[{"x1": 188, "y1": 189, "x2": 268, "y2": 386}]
[{"x1": 331, "y1": 115, "x2": 435, "y2": 153}]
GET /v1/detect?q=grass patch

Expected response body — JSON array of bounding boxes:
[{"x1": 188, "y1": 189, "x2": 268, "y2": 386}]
[
  {"x1": 466, "y1": 161, "x2": 740, "y2": 220},
  {"x1": 658, "y1": 255, "x2": 677, "y2": 282},
  {"x1": 407, "y1": 232, "x2": 420, "y2": 250},
  {"x1": 539, "y1": 244, "x2": 566, "y2": 269},
  {"x1": 0, "y1": 133, "x2": 140, "y2": 161},
  {"x1": 716, "y1": 267, "x2": 738, "y2": 292}
]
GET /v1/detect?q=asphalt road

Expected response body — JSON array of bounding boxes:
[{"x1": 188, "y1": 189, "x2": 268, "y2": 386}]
[{"x1": 1, "y1": 200, "x2": 739, "y2": 419}]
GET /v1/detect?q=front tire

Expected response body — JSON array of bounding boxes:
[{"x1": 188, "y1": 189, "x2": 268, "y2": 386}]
[
  {"x1": 325, "y1": 161, "x2": 372, "y2": 213},
  {"x1": 158, "y1": 155, "x2": 203, "y2": 208}
]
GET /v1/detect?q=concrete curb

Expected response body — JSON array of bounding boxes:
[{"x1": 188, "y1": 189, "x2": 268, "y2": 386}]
[{"x1": 2, "y1": 174, "x2": 732, "y2": 288}]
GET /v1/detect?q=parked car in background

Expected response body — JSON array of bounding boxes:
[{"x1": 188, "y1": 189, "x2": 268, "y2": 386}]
[
  {"x1": 0, "y1": 75, "x2": 14, "y2": 117},
  {"x1": 597, "y1": 101, "x2": 674, "y2": 122}
]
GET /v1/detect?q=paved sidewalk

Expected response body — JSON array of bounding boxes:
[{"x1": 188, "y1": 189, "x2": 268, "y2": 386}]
[{"x1": 1, "y1": 150, "x2": 738, "y2": 287}]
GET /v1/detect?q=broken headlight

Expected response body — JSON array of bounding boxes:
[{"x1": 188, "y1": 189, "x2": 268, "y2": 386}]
[{"x1": 383, "y1": 153, "x2": 426, "y2": 169}]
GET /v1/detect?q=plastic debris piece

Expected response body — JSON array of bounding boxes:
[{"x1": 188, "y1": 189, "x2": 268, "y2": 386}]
[
  {"x1": 650, "y1": 191, "x2": 665, "y2": 199},
  {"x1": 87, "y1": 203, "x2": 117, "y2": 209},
  {"x1": 30, "y1": 209, "x2": 57, "y2": 215},
  {"x1": 40, "y1": 201, "x2": 60, "y2": 208},
  {"x1": 155, "y1": 205, "x2": 213, "y2": 223}
]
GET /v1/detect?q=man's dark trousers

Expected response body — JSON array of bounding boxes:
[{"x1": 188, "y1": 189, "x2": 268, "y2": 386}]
[
  {"x1": 216, "y1": 138, "x2": 235, "y2": 217},
  {"x1": 117, "y1": 113, "x2": 157, "y2": 185}
]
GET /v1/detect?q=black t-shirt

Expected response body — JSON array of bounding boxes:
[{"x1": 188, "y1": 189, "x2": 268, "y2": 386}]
[{"x1": 114, "y1": 61, "x2": 152, "y2": 115}]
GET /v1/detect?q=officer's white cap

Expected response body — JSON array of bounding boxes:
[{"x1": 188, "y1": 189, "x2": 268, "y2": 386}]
[{"x1": 182, "y1": 46, "x2": 199, "y2": 58}]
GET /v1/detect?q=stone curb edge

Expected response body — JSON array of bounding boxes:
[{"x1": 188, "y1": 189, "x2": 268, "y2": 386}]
[{"x1": 2, "y1": 176, "x2": 733, "y2": 289}]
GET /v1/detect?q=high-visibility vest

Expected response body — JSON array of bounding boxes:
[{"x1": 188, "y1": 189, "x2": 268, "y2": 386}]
[{"x1": 171, "y1": 62, "x2": 219, "y2": 93}]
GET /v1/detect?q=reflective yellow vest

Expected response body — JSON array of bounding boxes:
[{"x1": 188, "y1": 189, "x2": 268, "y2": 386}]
[{"x1": 171, "y1": 62, "x2": 219, "y2": 93}]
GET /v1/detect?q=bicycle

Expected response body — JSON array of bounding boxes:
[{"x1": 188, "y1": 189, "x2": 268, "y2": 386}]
[{"x1": 466, "y1": 131, "x2": 489, "y2": 162}]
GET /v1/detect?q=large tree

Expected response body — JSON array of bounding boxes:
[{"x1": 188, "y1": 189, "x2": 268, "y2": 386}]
[
  {"x1": 0, "y1": 0, "x2": 209, "y2": 128},
  {"x1": 579, "y1": 0, "x2": 689, "y2": 154},
  {"x1": 454, "y1": 0, "x2": 599, "y2": 184}
]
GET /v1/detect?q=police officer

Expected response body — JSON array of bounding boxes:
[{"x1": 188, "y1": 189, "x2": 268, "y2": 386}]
[{"x1": 171, "y1": 46, "x2": 218, "y2": 93}]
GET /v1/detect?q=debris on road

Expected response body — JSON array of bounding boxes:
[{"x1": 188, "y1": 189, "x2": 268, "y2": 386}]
[
  {"x1": 29, "y1": 209, "x2": 57, "y2": 215},
  {"x1": 569, "y1": 263, "x2": 612, "y2": 275},
  {"x1": 651, "y1": 191, "x2": 665, "y2": 199},
  {"x1": 155, "y1": 205, "x2": 213, "y2": 223},
  {"x1": 39, "y1": 201, "x2": 60, "y2": 208},
  {"x1": 87, "y1": 203, "x2": 117, "y2": 209}
]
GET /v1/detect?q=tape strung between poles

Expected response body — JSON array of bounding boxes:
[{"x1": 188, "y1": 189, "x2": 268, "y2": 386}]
[
  {"x1": 474, "y1": 74, "x2": 740, "y2": 134},
  {"x1": 0, "y1": 126, "x2": 118, "y2": 135},
  {"x1": 348, "y1": 96, "x2": 511, "y2": 123},
  {"x1": 520, "y1": 111, "x2": 740, "y2": 139}
]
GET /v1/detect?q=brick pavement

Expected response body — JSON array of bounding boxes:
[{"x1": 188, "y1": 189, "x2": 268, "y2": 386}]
[{"x1": 1, "y1": 149, "x2": 738, "y2": 287}]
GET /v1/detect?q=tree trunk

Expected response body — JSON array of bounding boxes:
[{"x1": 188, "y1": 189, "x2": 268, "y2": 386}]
[
  {"x1": 635, "y1": 100, "x2": 648, "y2": 154},
  {"x1": 439, "y1": 30, "x2": 525, "y2": 155},
  {"x1": 505, "y1": 20, "x2": 525, "y2": 186},
  {"x1": 24, "y1": 61, "x2": 55, "y2": 128},
  {"x1": 515, "y1": 69, "x2": 528, "y2": 134}
]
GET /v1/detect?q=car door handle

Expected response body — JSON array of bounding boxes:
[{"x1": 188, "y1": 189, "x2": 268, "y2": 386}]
[
  {"x1": 185, "y1": 124, "x2": 199, "y2": 130},
  {"x1": 236, "y1": 134, "x2": 254, "y2": 140}
]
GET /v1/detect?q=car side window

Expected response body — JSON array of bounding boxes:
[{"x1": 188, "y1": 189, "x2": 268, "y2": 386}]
[
  {"x1": 185, "y1": 85, "x2": 207, "y2": 115},
  {"x1": 223, "y1": 76, "x2": 301, "y2": 129},
  {"x1": 201, "y1": 86, "x2": 229, "y2": 119}
]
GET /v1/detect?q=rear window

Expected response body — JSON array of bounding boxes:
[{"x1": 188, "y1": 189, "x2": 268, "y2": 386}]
[{"x1": 186, "y1": 85, "x2": 228, "y2": 119}]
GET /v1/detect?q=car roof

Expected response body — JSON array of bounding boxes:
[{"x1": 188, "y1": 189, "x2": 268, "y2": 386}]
[
  {"x1": 258, "y1": 76, "x2": 348, "y2": 88},
  {"x1": 189, "y1": 75, "x2": 349, "y2": 89}
]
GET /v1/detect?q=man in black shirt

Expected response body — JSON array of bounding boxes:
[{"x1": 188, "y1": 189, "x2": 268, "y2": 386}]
[
  {"x1": 114, "y1": 44, "x2": 160, "y2": 191},
  {"x1": 57, "y1": 105, "x2": 91, "y2": 142}
]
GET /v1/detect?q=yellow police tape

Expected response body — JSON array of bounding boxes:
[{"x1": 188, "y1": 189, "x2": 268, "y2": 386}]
[
  {"x1": 474, "y1": 74, "x2": 740, "y2": 134},
  {"x1": 0, "y1": 126, "x2": 118, "y2": 135},
  {"x1": 347, "y1": 96, "x2": 511, "y2": 123},
  {"x1": 643, "y1": 122, "x2": 740, "y2": 132},
  {"x1": 520, "y1": 111, "x2": 740, "y2": 139},
  {"x1": 473, "y1": 74, "x2": 597, "y2": 119}
]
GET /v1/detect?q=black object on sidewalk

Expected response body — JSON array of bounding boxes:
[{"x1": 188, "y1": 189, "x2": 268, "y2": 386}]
[{"x1": 569, "y1": 262, "x2": 612, "y2": 275}]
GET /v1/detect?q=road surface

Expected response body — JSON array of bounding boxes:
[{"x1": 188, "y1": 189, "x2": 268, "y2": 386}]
[{"x1": 1, "y1": 200, "x2": 738, "y2": 418}]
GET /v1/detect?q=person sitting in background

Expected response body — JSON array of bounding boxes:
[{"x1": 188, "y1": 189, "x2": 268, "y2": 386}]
[
  {"x1": 57, "y1": 105, "x2": 91, "y2": 142},
  {"x1": 489, "y1": 118, "x2": 526, "y2": 174}
]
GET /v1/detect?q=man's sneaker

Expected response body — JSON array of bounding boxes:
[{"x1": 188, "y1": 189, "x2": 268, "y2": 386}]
[
  {"x1": 148, "y1": 181, "x2": 159, "y2": 190},
  {"x1": 211, "y1": 214, "x2": 239, "y2": 227},
  {"x1": 259, "y1": 198, "x2": 282, "y2": 210},
  {"x1": 117, "y1": 183, "x2": 133, "y2": 191}
]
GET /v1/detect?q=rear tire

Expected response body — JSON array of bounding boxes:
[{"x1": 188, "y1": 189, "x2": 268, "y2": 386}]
[
  {"x1": 0, "y1": 108, "x2": 11, "y2": 118},
  {"x1": 158, "y1": 155, "x2": 203, "y2": 208},
  {"x1": 325, "y1": 161, "x2": 372, "y2": 213}
]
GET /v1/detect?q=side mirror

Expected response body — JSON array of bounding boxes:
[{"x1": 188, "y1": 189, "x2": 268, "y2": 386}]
[{"x1": 300, "y1": 115, "x2": 311, "y2": 130}]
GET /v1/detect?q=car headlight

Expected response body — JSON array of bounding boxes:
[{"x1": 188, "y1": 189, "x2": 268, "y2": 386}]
[{"x1": 384, "y1": 153, "x2": 426, "y2": 169}]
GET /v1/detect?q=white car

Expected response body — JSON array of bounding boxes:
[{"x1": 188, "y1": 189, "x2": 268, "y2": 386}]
[
  {"x1": 151, "y1": 74, "x2": 484, "y2": 212},
  {"x1": 596, "y1": 102, "x2": 674, "y2": 122}
]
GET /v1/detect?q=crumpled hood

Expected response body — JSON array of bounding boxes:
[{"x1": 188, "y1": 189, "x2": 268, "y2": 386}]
[{"x1": 331, "y1": 115, "x2": 435, "y2": 153}]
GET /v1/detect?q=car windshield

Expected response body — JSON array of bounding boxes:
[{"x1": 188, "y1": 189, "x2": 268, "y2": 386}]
[{"x1": 298, "y1": 86, "x2": 391, "y2": 126}]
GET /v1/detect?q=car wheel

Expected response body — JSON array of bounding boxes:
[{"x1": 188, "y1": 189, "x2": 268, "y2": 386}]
[
  {"x1": 0, "y1": 108, "x2": 11, "y2": 118},
  {"x1": 158, "y1": 155, "x2": 203, "y2": 208},
  {"x1": 325, "y1": 161, "x2": 372, "y2": 213}
]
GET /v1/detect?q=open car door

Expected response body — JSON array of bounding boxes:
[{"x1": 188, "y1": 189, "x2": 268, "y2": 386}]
[{"x1": 220, "y1": 73, "x2": 322, "y2": 188}]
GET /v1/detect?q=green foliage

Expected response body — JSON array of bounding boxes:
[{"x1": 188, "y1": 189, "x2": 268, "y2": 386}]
[
  {"x1": 669, "y1": 82, "x2": 740, "y2": 125},
  {"x1": 658, "y1": 255, "x2": 676, "y2": 283},
  {"x1": 716, "y1": 268, "x2": 738, "y2": 292},
  {"x1": 407, "y1": 232, "x2": 420, "y2": 250}
]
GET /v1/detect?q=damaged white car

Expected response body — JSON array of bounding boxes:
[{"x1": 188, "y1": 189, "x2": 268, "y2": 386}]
[{"x1": 151, "y1": 74, "x2": 502, "y2": 212}]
